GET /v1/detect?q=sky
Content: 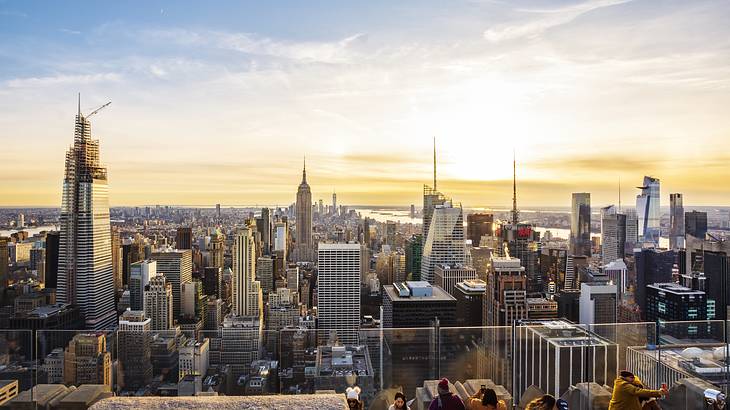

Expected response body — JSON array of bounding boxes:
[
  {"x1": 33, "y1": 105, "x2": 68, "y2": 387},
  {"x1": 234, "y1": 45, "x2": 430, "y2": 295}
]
[{"x1": 1, "y1": 0, "x2": 729, "y2": 208}]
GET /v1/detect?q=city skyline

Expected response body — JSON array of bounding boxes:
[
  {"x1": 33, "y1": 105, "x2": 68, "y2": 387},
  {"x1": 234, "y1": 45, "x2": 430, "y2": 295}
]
[{"x1": 2, "y1": 0, "x2": 730, "y2": 207}]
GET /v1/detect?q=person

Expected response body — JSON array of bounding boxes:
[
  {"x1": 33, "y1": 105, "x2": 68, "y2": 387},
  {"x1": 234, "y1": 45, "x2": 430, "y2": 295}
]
[
  {"x1": 525, "y1": 395, "x2": 557, "y2": 410},
  {"x1": 389, "y1": 391, "x2": 411, "y2": 410},
  {"x1": 428, "y1": 378, "x2": 466, "y2": 410},
  {"x1": 608, "y1": 371, "x2": 667, "y2": 410},
  {"x1": 465, "y1": 387, "x2": 507, "y2": 410},
  {"x1": 346, "y1": 386, "x2": 364, "y2": 410}
]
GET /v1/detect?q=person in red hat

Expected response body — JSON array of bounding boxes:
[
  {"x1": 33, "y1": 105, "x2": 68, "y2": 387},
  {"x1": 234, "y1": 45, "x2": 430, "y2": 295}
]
[{"x1": 428, "y1": 378, "x2": 466, "y2": 410}]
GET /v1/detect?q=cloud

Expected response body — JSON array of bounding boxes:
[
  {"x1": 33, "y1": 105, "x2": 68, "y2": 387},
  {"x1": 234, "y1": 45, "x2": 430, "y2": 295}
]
[
  {"x1": 140, "y1": 29, "x2": 367, "y2": 64},
  {"x1": 5, "y1": 73, "x2": 121, "y2": 88},
  {"x1": 484, "y1": 0, "x2": 633, "y2": 43},
  {"x1": 59, "y1": 28, "x2": 81, "y2": 35}
]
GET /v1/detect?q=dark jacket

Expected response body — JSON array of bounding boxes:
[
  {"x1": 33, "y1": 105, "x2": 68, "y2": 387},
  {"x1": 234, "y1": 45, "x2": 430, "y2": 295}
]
[{"x1": 429, "y1": 393, "x2": 466, "y2": 410}]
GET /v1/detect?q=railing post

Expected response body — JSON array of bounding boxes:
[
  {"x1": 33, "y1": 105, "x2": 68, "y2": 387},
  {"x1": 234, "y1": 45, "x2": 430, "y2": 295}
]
[
  {"x1": 434, "y1": 317, "x2": 440, "y2": 380},
  {"x1": 655, "y1": 319, "x2": 661, "y2": 389},
  {"x1": 511, "y1": 320, "x2": 516, "y2": 409}
]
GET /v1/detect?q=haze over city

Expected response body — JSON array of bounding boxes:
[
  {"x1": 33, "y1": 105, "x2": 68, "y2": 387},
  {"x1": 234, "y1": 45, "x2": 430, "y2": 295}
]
[{"x1": 1, "y1": 0, "x2": 729, "y2": 207}]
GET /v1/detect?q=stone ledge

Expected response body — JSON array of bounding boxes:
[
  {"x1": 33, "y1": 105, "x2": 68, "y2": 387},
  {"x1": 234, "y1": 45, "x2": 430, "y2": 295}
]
[{"x1": 89, "y1": 394, "x2": 348, "y2": 410}]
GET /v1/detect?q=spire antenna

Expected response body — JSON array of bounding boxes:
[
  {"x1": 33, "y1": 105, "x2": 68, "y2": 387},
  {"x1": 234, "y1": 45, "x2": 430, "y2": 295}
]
[
  {"x1": 618, "y1": 177, "x2": 622, "y2": 212},
  {"x1": 511, "y1": 149, "x2": 519, "y2": 225},
  {"x1": 302, "y1": 155, "x2": 307, "y2": 183},
  {"x1": 77, "y1": 92, "x2": 81, "y2": 116},
  {"x1": 433, "y1": 136, "x2": 437, "y2": 191}
]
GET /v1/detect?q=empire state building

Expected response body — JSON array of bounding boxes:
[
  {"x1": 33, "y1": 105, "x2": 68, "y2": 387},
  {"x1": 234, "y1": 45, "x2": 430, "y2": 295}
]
[
  {"x1": 58, "y1": 97, "x2": 117, "y2": 330},
  {"x1": 295, "y1": 159, "x2": 313, "y2": 262}
]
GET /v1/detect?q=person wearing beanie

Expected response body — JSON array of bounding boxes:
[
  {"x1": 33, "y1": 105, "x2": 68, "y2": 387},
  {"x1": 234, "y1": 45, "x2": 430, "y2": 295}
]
[
  {"x1": 609, "y1": 371, "x2": 667, "y2": 410},
  {"x1": 388, "y1": 391, "x2": 411, "y2": 410},
  {"x1": 428, "y1": 378, "x2": 466, "y2": 410},
  {"x1": 346, "y1": 386, "x2": 364, "y2": 410}
]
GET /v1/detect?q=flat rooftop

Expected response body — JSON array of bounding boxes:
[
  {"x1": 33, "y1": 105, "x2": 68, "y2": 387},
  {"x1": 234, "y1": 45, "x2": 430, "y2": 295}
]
[{"x1": 383, "y1": 284, "x2": 456, "y2": 302}]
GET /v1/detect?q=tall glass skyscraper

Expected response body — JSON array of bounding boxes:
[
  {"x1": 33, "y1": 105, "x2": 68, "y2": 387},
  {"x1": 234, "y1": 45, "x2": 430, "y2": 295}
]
[
  {"x1": 636, "y1": 176, "x2": 660, "y2": 245},
  {"x1": 669, "y1": 193, "x2": 685, "y2": 249},
  {"x1": 58, "y1": 101, "x2": 116, "y2": 330},
  {"x1": 570, "y1": 193, "x2": 591, "y2": 257},
  {"x1": 420, "y1": 202, "x2": 466, "y2": 284}
]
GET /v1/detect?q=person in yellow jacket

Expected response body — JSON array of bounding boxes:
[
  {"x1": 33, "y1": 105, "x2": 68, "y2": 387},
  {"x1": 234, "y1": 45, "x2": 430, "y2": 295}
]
[{"x1": 609, "y1": 371, "x2": 668, "y2": 410}]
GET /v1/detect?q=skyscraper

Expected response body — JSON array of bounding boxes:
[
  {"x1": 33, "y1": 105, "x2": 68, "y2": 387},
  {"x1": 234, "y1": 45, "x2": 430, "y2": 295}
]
[
  {"x1": 317, "y1": 243, "x2": 361, "y2": 345},
  {"x1": 151, "y1": 249, "x2": 193, "y2": 319},
  {"x1": 0, "y1": 237, "x2": 8, "y2": 291},
  {"x1": 295, "y1": 159, "x2": 313, "y2": 262},
  {"x1": 232, "y1": 227, "x2": 262, "y2": 317},
  {"x1": 685, "y1": 210, "x2": 708, "y2": 239},
  {"x1": 44, "y1": 231, "x2": 60, "y2": 290},
  {"x1": 129, "y1": 260, "x2": 157, "y2": 311},
  {"x1": 669, "y1": 193, "x2": 685, "y2": 249},
  {"x1": 600, "y1": 205, "x2": 626, "y2": 264},
  {"x1": 332, "y1": 191, "x2": 337, "y2": 216},
  {"x1": 467, "y1": 213, "x2": 494, "y2": 247},
  {"x1": 257, "y1": 208, "x2": 272, "y2": 255},
  {"x1": 58, "y1": 98, "x2": 116, "y2": 330},
  {"x1": 144, "y1": 274, "x2": 174, "y2": 331},
  {"x1": 420, "y1": 204, "x2": 466, "y2": 284},
  {"x1": 118, "y1": 309, "x2": 153, "y2": 390},
  {"x1": 176, "y1": 227, "x2": 193, "y2": 250},
  {"x1": 64, "y1": 333, "x2": 112, "y2": 387},
  {"x1": 570, "y1": 193, "x2": 591, "y2": 257},
  {"x1": 636, "y1": 176, "x2": 660, "y2": 245}
]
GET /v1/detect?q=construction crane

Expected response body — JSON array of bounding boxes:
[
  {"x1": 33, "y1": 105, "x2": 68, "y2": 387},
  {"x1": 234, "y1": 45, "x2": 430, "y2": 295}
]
[{"x1": 86, "y1": 101, "x2": 111, "y2": 119}]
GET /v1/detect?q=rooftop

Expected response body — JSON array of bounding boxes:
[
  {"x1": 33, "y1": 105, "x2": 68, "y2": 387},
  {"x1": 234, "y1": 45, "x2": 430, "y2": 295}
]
[{"x1": 384, "y1": 283, "x2": 456, "y2": 302}]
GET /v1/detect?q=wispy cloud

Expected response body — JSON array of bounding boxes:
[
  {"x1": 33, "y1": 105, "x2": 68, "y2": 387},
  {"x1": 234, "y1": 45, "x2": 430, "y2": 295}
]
[
  {"x1": 59, "y1": 28, "x2": 81, "y2": 35},
  {"x1": 5, "y1": 73, "x2": 121, "y2": 88},
  {"x1": 140, "y1": 29, "x2": 368, "y2": 64},
  {"x1": 484, "y1": 0, "x2": 633, "y2": 43}
]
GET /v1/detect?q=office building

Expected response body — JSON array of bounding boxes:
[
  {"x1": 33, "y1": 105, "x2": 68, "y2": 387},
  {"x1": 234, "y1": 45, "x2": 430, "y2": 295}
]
[
  {"x1": 685, "y1": 210, "x2": 708, "y2": 239},
  {"x1": 232, "y1": 228, "x2": 262, "y2": 318},
  {"x1": 636, "y1": 176, "x2": 660, "y2": 244},
  {"x1": 669, "y1": 193, "x2": 685, "y2": 249},
  {"x1": 211, "y1": 315, "x2": 262, "y2": 378},
  {"x1": 179, "y1": 338, "x2": 210, "y2": 379},
  {"x1": 295, "y1": 160, "x2": 313, "y2": 262},
  {"x1": 256, "y1": 256, "x2": 274, "y2": 296},
  {"x1": 176, "y1": 227, "x2": 193, "y2": 250},
  {"x1": 151, "y1": 249, "x2": 193, "y2": 319},
  {"x1": 44, "y1": 231, "x2": 60, "y2": 289},
  {"x1": 274, "y1": 221, "x2": 288, "y2": 260},
  {"x1": 526, "y1": 297, "x2": 558, "y2": 320},
  {"x1": 317, "y1": 243, "x2": 361, "y2": 345},
  {"x1": 405, "y1": 234, "x2": 423, "y2": 281},
  {"x1": 286, "y1": 266, "x2": 299, "y2": 293},
  {"x1": 266, "y1": 287, "x2": 301, "y2": 331},
  {"x1": 454, "y1": 279, "x2": 486, "y2": 326},
  {"x1": 64, "y1": 333, "x2": 112, "y2": 387},
  {"x1": 314, "y1": 345, "x2": 374, "y2": 401},
  {"x1": 42, "y1": 348, "x2": 65, "y2": 384},
  {"x1": 496, "y1": 223, "x2": 541, "y2": 293},
  {"x1": 600, "y1": 205, "x2": 626, "y2": 264},
  {"x1": 205, "y1": 298, "x2": 224, "y2": 331},
  {"x1": 635, "y1": 248, "x2": 674, "y2": 318},
  {"x1": 434, "y1": 263, "x2": 477, "y2": 297},
  {"x1": 117, "y1": 310, "x2": 153, "y2": 390},
  {"x1": 570, "y1": 193, "x2": 591, "y2": 257},
  {"x1": 0, "y1": 237, "x2": 9, "y2": 290},
  {"x1": 181, "y1": 280, "x2": 206, "y2": 319},
  {"x1": 144, "y1": 274, "x2": 174, "y2": 331},
  {"x1": 257, "y1": 208, "x2": 272, "y2": 255},
  {"x1": 208, "y1": 231, "x2": 225, "y2": 269},
  {"x1": 603, "y1": 259, "x2": 628, "y2": 300},
  {"x1": 514, "y1": 321, "x2": 618, "y2": 400},
  {"x1": 579, "y1": 280, "x2": 617, "y2": 325},
  {"x1": 624, "y1": 209, "x2": 639, "y2": 250},
  {"x1": 57, "y1": 102, "x2": 116, "y2": 330},
  {"x1": 646, "y1": 282, "x2": 711, "y2": 339},
  {"x1": 202, "y1": 266, "x2": 222, "y2": 299},
  {"x1": 382, "y1": 281, "x2": 457, "y2": 327},
  {"x1": 421, "y1": 204, "x2": 466, "y2": 284},
  {"x1": 467, "y1": 213, "x2": 494, "y2": 247},
  {"x1": 485, "y1": 257, "x2": 527, "y2": 326},
  {"x1": 129, "y1": 260, "x2": 157, "y2": 311}
]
